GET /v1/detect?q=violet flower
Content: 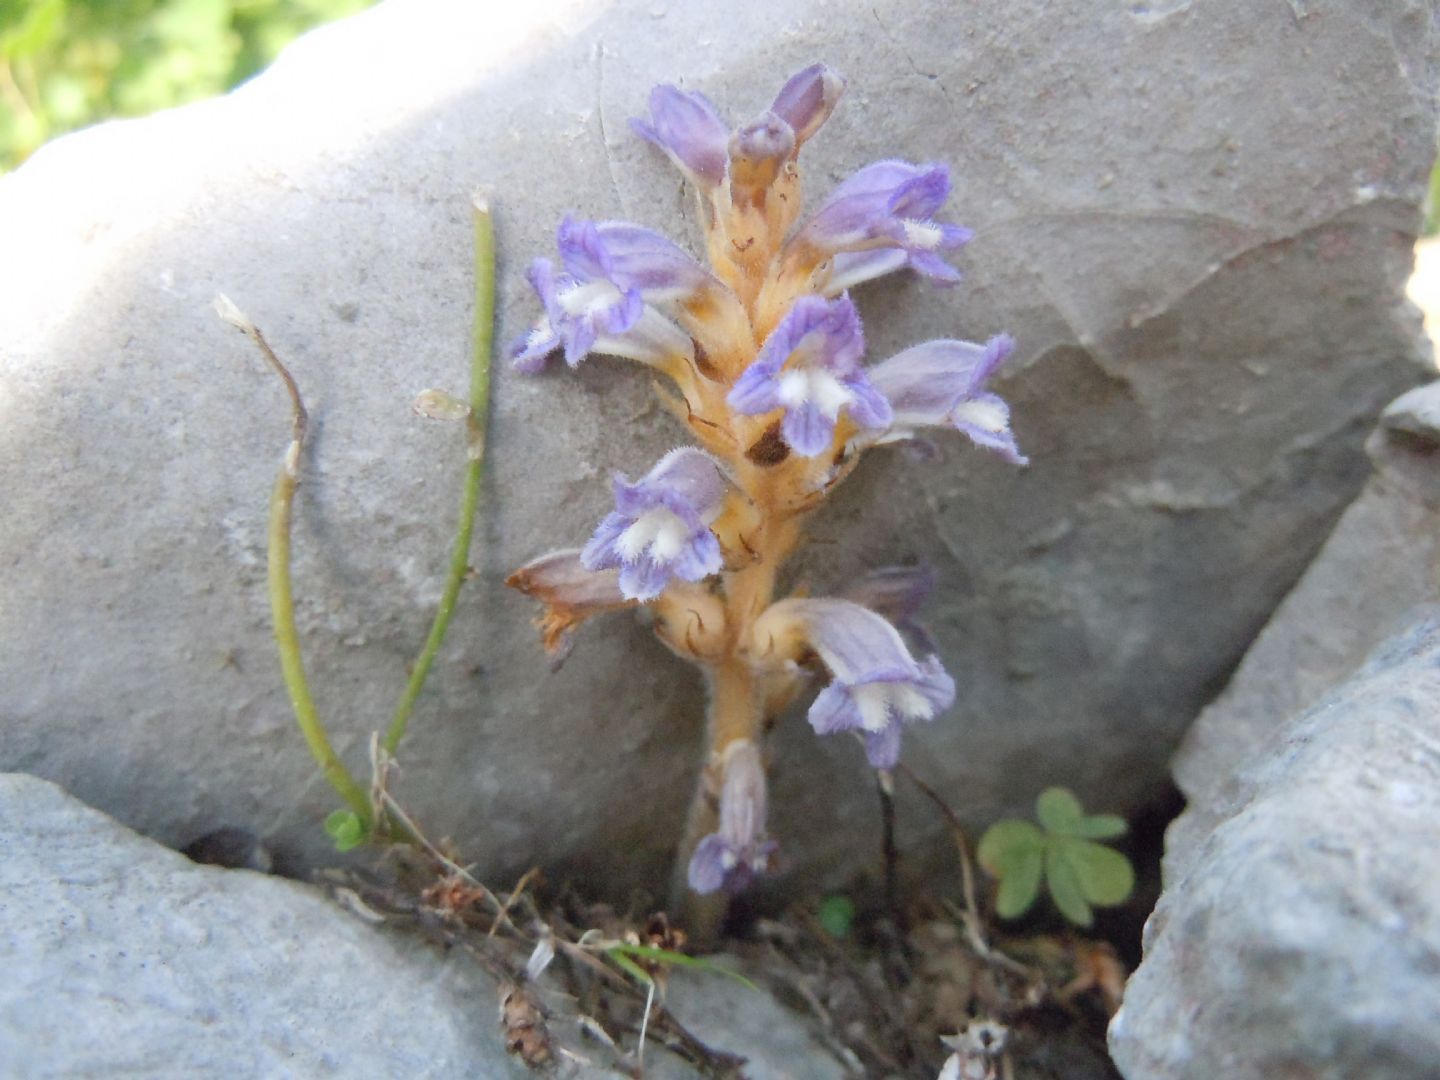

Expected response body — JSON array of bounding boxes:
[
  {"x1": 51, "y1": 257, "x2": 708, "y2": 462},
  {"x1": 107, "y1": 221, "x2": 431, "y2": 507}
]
[
  {"x1": 580, "y1": 447, "x2": 728, "y2": 602},
  {"x1": 511, "y1": 217, "x2": 714, "y2": 372},
  {"x1": 793, "y1": 160, "x2": 973, "y2": 290},
  {"x1": 866, "y1": 334, "x2": 1027, "y2": 464},
  {"x1": 727, "y1": 294, "x2": 892, "y2": 456},
  {"x1": 631, "y1": 64, "x2": 845, "y2": 190},
  {"x1": 688, "y1": 740, "x2": 777, "y2": 895},
  {"x1": 757, "y1": 597, "x2": 955, "y2": 769}
]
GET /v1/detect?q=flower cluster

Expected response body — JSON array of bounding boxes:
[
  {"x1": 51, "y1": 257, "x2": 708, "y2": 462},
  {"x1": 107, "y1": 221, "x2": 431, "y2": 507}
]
[{"x1": 507, "y1": 64, "x2": 1024, "y2": 898}]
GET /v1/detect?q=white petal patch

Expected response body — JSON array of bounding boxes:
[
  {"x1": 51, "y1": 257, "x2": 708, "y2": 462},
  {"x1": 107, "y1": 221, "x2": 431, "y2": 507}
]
[
  {"x1": 560, "y1": 279, "x2": 624, "y2": 317},
  {"x1": 777, "y1": 368, "x2": 855, "y2": 419},
  {"x1": 951, "y1": 398, "x2": 1007, "y2": 433},
  {"x1": 850, "y1": 680, "x2": 936, "y2": 731},
  {"x1": 902, "y1": 219, "x2": 944, "y2": 251},
  {"x1": 616, "y1": 505, "x2": 690, "y2": 562}
]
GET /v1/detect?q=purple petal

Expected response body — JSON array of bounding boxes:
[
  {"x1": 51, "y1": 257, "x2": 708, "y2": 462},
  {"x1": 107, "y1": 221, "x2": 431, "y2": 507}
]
[
  {"x1": 863, "y1": 723, "x2": 903, "y2": 769},
  {"x1": 781, "y1": 400, "x2": 836, "y2": 457},
  {"x1": 842, "y1": 377, "x2": 894, "y2": 430},
  {"x1": 510, "y1": 324, "x2": 560, "y2": 373},
  {"x1": 769, "y1": 64, "x2": 846, "y2": 146},
  {"x1": 579, "y1": 511, "x2": 631, "y2": 572},
  {"x1": 557, "y1": 216, "x2": 716, "y2": 299},
  {"x1": 671, "y1": 529, "x2": 723, "y2": 581},
  {"x1": 630, "y1": 84, "x2": 729, "y2": 186},
  {"x1": 727, "y1": 361, "x2": 785, "y2": 415},
  {"x1": 619, "y1": 557, "x2": 673, "y2": 602},
  {"x1": 687, "y1": 834, "x2": 731, "y2": 894},
  {"x1": 810, "y1": 682, "x2": 863, "y2": 734}
]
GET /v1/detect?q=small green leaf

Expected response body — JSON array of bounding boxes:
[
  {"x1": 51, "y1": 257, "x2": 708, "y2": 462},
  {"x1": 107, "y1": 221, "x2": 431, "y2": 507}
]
[
  {"x1": 818, "y1": 895, "x2": 856, "y2": 939},
  {"x1": 1074, "y1": 813, "x2": 1128, "y2": 840},
  {"x1": 1045, "y1": 842, "x2": 1094, "y2": 927},
  {"x1": 1035, "y1": 787, "x2": 1086, "y2": 836},
  {"x1": 605, "y1": 943, "x2": 758, "y2": 991},
  {"x1": 1060, "y1": 837, "x2": 1135, "y2": 906},
  {"x1": 606, "y1": 948, "x2": 653, "y2": 986},
  {"x1": 994, "y1": 843, "x2": 1045, "y2": 919},
  {"x1": 324, "y1": 809, "x2": 367, "y2": 852},
  {"x1": 977, "y1": 819, "x2": 1045, "y2": 874}
]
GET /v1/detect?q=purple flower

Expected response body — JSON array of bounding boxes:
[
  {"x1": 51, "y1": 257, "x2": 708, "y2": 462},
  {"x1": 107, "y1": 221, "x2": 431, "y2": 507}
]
[
  {"x1": 793, "y1": 160, "x2": 973, "y2": 289},
  {"x1": 629, "y1": 85, "x2": 730, "y2": 188},
  {"x1": 580, "y1": 448, "x2": 728, "y2": 602},
  {"x1": 557, "y1": 216, "x2": 717, "y2": 303},
  {"x1": 756, "y1": 598, "x2": 955, "y2": 769},
  {"x1": 688, "y1": 740, "x2": 777, "y2": 895},
  {"x1": 768, "y1": 63, "x2": 846, "y2": 148},
  {"x1": 512, "y1": 217, "x2": 716, "y2": 373},
  {"x1": 631, "y1": 64, "x2": 845, "y2": 189},
  {"x1": 866, "y1": 334, "x2": 1027, "y2": 464},
  {"x1": 727, "y1": 295, "x2": 892, "y2": 457}
]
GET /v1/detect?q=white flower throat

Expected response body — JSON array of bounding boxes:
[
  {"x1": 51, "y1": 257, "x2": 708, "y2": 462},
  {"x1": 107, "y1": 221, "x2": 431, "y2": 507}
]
[
  {"x1": 951, "y1": 398, "x2": 1007, "y2": 433},
  {"x1": 851, "y1": 680, "x2": 935, "y2": 731},
  {"x1": 777, "y1": 367, "x2": 854, "y2": 418},
  {"x1": 617, "y1": 505, "x2": 691, "y2": 561}
]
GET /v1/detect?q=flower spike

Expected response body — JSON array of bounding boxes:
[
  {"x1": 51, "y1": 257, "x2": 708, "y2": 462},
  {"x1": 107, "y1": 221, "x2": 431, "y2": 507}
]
[
  {"x1": 867, "y1": 334, "x2": 1027, "y2": 464},
  {"x1": 727, "y1": 294, "x2": 892, "y2": 457},
  {"x1": 581, "y1": 448, "x2": 728, "y2": 602}
]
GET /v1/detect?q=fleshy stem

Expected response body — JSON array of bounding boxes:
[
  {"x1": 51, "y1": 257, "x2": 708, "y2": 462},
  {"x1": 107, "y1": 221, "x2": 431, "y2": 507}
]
[{"x1": 383, "y1": 194, "x2": 496, "y2": 756}]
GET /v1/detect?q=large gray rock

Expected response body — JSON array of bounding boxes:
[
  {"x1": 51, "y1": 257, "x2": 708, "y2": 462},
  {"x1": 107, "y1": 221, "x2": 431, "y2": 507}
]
[
  {"x1": 0, "y1": 772, "x2": 528, "y2": 1078},
  {"x1": 1108, "y1": 614, "x2": 1440, "y2": 1080},
  {"x1": 1166, "y1": 382, "x2": 1440, "y2": 881},
  {"x1": 0, "y1": 0, "x2": 1433, "y2": 891},
  {"x1": 0, "y1": 771, "x2": 845, "y2": 1079}
]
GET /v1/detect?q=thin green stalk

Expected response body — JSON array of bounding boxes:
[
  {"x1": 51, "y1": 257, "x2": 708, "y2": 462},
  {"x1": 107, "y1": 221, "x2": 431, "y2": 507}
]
[
  {"x1": 219, "y1": 294, "x2": 372, "y2": 824},
  {"x1": 383, "y1": 194, "x2": 496, "y2": 756}
]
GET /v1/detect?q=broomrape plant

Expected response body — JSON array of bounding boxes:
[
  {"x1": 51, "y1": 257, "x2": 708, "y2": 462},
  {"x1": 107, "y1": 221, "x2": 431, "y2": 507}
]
[{"x1": 506, "y1": 64, "x2": 1026, "y2": 903}]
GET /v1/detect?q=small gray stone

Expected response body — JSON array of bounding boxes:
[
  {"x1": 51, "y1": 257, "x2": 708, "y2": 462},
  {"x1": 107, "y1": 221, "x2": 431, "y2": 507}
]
[
  {"x1": 1381, "y1": 378, "x2": 1440, "y2": 446},
  {"x1": 1109, "y1": 615, "x2": 1440, "y2": 1080}
]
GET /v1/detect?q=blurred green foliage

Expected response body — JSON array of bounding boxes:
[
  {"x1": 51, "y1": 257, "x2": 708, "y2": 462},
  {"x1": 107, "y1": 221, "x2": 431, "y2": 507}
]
[{"x1": 0, "y1": 0, "x2": 374, "y2": 170}]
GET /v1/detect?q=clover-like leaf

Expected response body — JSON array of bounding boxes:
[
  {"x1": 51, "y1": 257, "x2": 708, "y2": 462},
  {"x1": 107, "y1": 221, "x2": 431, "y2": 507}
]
[
  {"x1": 1035, "y1": 787, "x2": 1085, "y2": 835},
  {"x1": 978, "y1": 819, "x2": 1046, "y2": 919},
  {"x1": 1058, "y1": 836, "x2": 1135, "y2": 907},
  {"x1": 1045, "y1": 843, "x2": 1093, "y2": 926},
  {"x1": 324, "y1": 808, "x2": 368, "y2": 853},
  {"x1": 1074, "y1": 812, "x2": 1128, "y2": 840},
  {"x1": 980, "y1": 789, "x2": 1135, "y2": 927}
]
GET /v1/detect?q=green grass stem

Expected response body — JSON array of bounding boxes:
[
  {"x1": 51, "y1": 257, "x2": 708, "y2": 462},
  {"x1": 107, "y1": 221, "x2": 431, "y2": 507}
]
[{"x1": 382, "y1": 195, "x2": 496, "y2": 756}]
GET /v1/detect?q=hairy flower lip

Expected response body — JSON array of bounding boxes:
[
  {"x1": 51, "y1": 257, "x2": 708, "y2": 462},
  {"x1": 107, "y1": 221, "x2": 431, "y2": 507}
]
[
  {"x1": 727, "y1": 294, "x2": 892, "y2": 457},
  {"x1": 866, "y1": 334, "x2": 1027, "y2": 464},
  {"x1": 790, "y1": 159, "x2": 973, "y2": 289},
  {"x1": 752, "y1": 597, "x2": 956, "y2": 769},
  {"x1": 581, "y1": 448, "x2": 728, "y2": 602}
]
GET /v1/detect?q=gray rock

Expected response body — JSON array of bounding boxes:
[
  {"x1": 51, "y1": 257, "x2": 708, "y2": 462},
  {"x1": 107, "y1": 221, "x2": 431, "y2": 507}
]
[
  {"x1": 0, "y1": 0, "x2": 1433, "y2": 893},
  {"x1": 1108, "y1": 614, "x2": 1440, "y2": 1080},
  {"x1": 1167, "y1": 384, "x2": 1440, "y2": 881},
  {"x1": 0, "y1": 771, "x2": 846, "y2": 1079}
]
